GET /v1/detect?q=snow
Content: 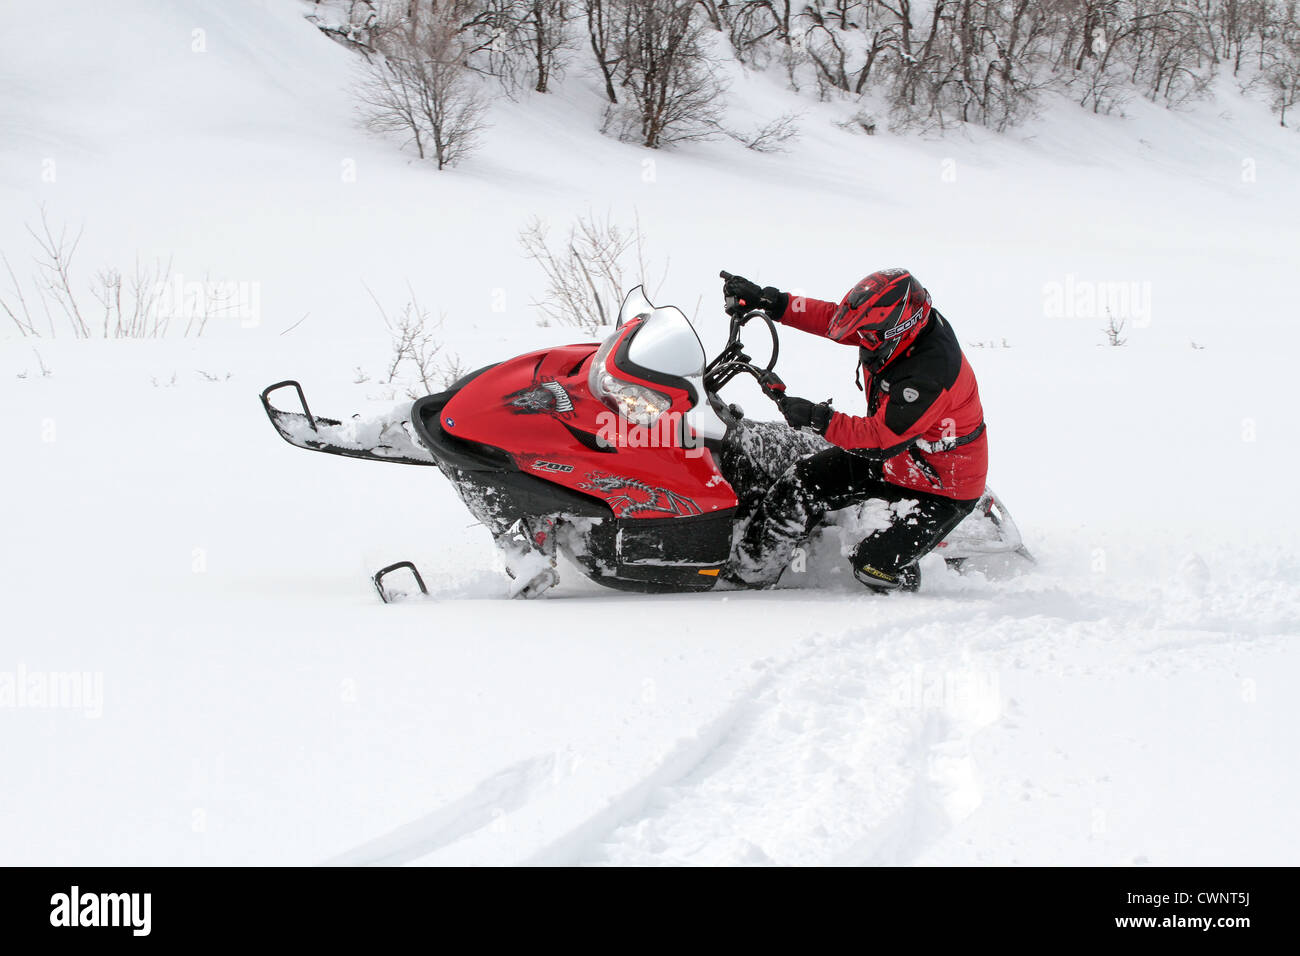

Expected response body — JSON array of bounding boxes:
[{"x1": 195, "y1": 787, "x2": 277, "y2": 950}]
[{"x1": 1, "y1": 0, "x2": 1298, "y2": 866}]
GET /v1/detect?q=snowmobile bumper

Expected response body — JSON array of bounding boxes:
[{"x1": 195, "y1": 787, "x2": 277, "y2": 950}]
[
  {"x1": 409, "y1": 390, "x2": 518, "y2": 474},
  {"x1": 259, "y1": 380, "x2": 437, "y2": 466}
]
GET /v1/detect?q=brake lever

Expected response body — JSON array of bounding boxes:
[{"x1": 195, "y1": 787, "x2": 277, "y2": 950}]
[{"x1": 755, "y1": 369, "x2": 787, "y2": 402}]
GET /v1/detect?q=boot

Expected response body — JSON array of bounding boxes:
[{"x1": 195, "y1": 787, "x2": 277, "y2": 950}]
[{"x1": 853, "y1": 561, "x2": 921, "y2": 594}]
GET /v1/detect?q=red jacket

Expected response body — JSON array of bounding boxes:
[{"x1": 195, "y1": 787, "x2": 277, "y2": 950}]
[{"x1": 781, "y1": 297, "x2": 988, "y2": 501}]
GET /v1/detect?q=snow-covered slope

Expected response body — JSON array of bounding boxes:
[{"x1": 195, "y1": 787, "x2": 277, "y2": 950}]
[{"x1": 1, "y1": 0, "x2": 1297, "y2": 866}]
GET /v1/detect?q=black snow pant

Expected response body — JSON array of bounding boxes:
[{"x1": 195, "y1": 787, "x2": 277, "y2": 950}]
[{"x1": 733, "y1": 445, "x2": 980, "y2": 590}]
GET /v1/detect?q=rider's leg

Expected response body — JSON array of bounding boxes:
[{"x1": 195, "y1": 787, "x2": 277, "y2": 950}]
[
  {"x1": 849, "y1": 493, "x2": 977, "y2": 592},
  {"x1": 717, "y1": 419, "x2": 830, "y2": 517},
  {"x1": 731, "y1": 446, "x2": 894, "y2": 587},
  {"x1": 731, "y1": 446, "x2": 979, "y2": 590}
]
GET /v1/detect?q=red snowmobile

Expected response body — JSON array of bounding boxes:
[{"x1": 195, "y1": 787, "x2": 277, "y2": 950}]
[{"x1": 261, "y1": 278, "x2": 1030, "y2": 599}]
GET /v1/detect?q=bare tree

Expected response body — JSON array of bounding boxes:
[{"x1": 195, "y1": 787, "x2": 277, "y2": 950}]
[
  {"x1": 1135, "y1": 3, "x2": 1217, "y2": 106},
  {"x1": 606, "y1": 0, "x2": 727, "y2": 148},
  {"x1": 1059, "y1": 1, "x2": 1137, "y2": 115},
  {"x1": 460, "y1": 0, "x2": 572, "y2": 93},
  {"x1": 583, "y1": 0, "x2": 623, "y2": 102},
  {"x1": 339, "y1": 0, "x2": 1300, "y2": 144},
  {"x1": 519, "y1": 0, "x2": 571, "y2": 92},
  {"x1": 719, "y1": 0, "x2": 791, "y2": 66},
  {"x1": 1267, "y1": 51, "x2": 1300, "y2": 122},
  {"x1": 1261, "y1": 1, "x2": 1300, "y2": 124},
  {"x1": 882, "y1": 0, "x2": 1058, "y2": 131},
  {"x1": 801, "y1": 1, "x2": 897, "y2": 96},
  {"x1": 358, "y1": 7, "x2": 489, "y2": 169}
]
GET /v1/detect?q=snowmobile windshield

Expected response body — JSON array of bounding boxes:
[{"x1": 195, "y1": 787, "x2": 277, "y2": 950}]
[
  {"x1": 616, "y1": 286, "x2": 656, "y2": 329},
  {"x1": 615, "y1": 286, "x2": 706, "y2": 379},
  {"x1": 590, "y1": 287, "x2": 727, "y2": 441}
]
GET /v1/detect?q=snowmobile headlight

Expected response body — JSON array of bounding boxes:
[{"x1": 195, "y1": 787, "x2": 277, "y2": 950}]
[
  {"x1": 603, "y1": 378, "x2": 671, "y2": 426},
  {"x1": 588, "y1": 336, "x2": 672, "y2": 427}
]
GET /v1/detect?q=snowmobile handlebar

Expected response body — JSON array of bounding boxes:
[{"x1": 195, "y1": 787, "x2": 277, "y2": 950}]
[{"x1": 706, "y1": 270, "x2": 784, "y2": 401}]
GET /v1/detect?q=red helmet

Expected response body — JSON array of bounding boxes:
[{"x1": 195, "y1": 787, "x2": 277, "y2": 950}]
[{"x1": 827, "y1": 269, "x2": 932, "y2": 373}]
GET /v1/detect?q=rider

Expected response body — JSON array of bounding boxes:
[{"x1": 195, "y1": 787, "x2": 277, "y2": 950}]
[{"x1": 722, "y1": 269, "x2": 988, "y2": 592}]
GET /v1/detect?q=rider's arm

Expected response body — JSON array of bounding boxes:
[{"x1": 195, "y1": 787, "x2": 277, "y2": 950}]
[
  {"x1": 824, "y1": 375, "x2": 947, "y2": 457},
  {"x1": 777, "y1": 296, "x2": 841, "y2": 338}
]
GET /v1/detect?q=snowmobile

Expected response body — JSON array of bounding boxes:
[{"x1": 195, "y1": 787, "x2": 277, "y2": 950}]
[{"x1": 260, "y1": 276, "x2": 1031, "y2": 599}]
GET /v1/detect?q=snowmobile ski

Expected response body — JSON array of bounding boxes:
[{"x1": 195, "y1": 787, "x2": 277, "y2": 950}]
[
  {"x1": 260, "y1": 380, "x2": 436, "y2": 467},
  {"x1": 373, "y1": 561, "x2": 429, "y2": 603}
]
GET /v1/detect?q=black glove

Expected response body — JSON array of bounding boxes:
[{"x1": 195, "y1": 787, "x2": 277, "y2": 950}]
[
  {"x1": 778, "y1": 395, "x2": 833, "y2": 435},
  {"x1": 723, "y1": 274, "x2": 788, "y2": 321}
]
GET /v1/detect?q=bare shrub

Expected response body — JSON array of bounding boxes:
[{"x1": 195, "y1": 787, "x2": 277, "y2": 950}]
[
  {"x1": 357, "y1": 7, "x2": 489, "y2": 169},
  {"x1": 836, "y1": 108, "x2": 880, "y2": 135},
  {"x1": 91, "y1": 257, "x2": 184, "y2": 338},
  {"x1": 1, "y1": 252, "x2": 39, "y2": 337},
  {"x1": 27, "y1": 207, "x2": 88, "y2": 336},
  {"x1": 367, "y1": 283, "x2": 446, "y2": 397},
  {"x1": 722, "y1": 111, "x2": 802, "y2": 152},
  {"x1": 1, "y1": 211, "x2": 203, "y2": 339},
  {"x1": 1103, "y1": 310, "x2": 1127, "y2": 346},
  {"x1": 365, "y1": 283, "x2": 469, "y2": 397},
  {"x1": 438, "y1": 351, "x2": 471, "y2": 388},
  {"x1": 518, "y1": 210, "x2": 666, "y2": 331}
]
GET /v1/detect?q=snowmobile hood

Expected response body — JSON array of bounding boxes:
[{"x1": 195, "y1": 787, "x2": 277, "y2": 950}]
[{"x1": 438, "y1": 343, "x2": 737, "y2": 518}]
